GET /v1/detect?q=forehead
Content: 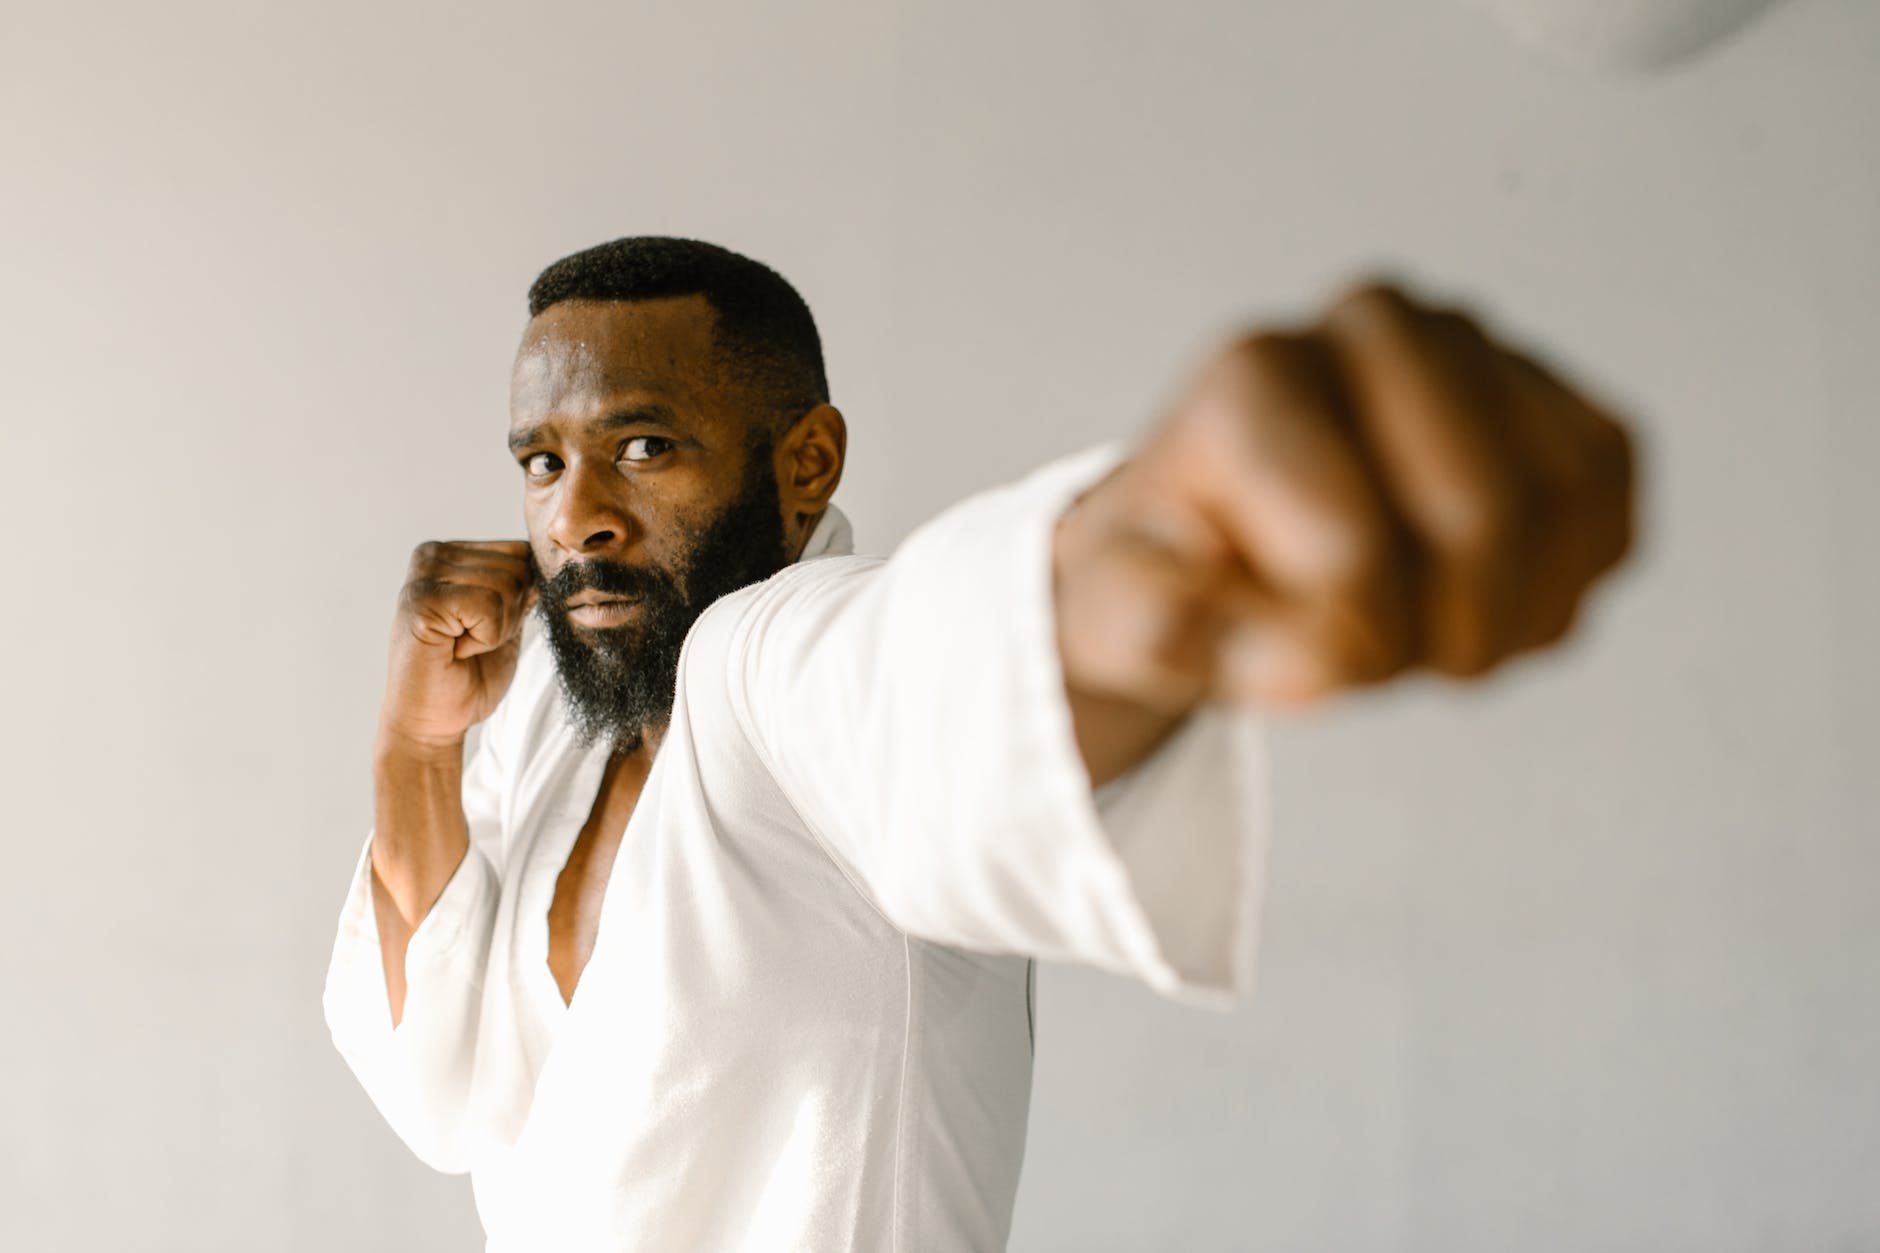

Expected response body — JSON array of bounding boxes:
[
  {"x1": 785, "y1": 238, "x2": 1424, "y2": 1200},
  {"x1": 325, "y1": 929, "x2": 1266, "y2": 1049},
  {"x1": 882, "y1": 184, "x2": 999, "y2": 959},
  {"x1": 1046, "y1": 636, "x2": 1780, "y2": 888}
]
[{"x1": 510, "y1": 294, "x2": 723, "y2": 427}]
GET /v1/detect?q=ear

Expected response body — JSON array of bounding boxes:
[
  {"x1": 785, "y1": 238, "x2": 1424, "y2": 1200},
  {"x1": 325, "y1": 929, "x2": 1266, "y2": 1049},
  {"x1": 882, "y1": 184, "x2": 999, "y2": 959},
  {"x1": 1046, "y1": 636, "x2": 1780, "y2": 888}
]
[{"x1": 775, "y1": 404, "x2": 847, "y2": 553}]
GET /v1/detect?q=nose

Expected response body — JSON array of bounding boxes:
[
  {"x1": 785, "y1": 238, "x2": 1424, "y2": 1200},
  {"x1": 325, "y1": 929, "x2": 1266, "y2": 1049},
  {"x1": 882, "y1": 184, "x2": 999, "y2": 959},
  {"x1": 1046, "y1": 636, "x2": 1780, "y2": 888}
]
[{"x1": 545, "y1": 458, "x2": 636, "y2": 556}]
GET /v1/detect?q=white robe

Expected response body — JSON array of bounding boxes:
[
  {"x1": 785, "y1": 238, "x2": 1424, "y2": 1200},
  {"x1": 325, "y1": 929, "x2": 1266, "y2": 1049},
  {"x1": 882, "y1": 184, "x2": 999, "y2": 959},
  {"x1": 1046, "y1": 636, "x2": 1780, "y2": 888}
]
[{"x1": 323, "y1": 443, "x2": 1269, "y2": 1251}]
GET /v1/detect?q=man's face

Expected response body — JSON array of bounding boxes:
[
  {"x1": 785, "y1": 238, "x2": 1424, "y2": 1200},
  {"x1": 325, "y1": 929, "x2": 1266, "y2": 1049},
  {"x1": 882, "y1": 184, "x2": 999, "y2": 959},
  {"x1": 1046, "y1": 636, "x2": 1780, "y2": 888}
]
[{"x1": 509, "y1": 294, "x2": 791, "y2": 751}]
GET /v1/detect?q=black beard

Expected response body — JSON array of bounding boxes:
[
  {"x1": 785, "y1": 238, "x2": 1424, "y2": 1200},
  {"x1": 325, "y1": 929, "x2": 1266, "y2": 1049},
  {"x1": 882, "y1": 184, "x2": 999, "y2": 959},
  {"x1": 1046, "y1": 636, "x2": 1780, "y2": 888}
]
[{"x1": 532, "y1": 443, "x2": 788, "y2": 753}]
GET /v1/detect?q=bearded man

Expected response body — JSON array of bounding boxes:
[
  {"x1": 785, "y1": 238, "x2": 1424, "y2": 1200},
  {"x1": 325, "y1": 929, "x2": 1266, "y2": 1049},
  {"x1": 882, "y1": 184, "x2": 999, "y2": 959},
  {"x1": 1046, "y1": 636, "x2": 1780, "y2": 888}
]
[{"x1": 325, "y1": 236, "x2": 1633, "y2": 1250}]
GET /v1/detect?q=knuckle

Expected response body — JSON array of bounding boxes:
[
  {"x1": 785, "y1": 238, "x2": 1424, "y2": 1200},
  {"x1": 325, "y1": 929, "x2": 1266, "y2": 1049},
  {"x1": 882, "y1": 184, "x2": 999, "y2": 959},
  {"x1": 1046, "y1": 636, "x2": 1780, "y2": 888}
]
[
  {"x1": 1425, "y1": 480, "x2": 1530, "y2": 566},
  {"x1": 1227, "y1": 328, "x2": 1307, "y2": 369},
  {"x1": 402, "y1": 575, "x2": 440, "y2": 601},
  {"x1": 395, "y1": 578, "x2": 438, "y2": 620},
  {"x1": 1330, "y1": 280, "x2": 1416, "y2": 326},
  {"x1": 1301, "y1": 514, "x2": 1393, "y2": 596},
  {"x1": 408, "y1": 539, "x2": 458, "y2": 579},
  {"x1": 1425, "y1": 306, "x2": 1495, "y2": 358},
  {"x1": 1206, "y1": 331, "x2": 1311, "y2": 411},
  {"x1": 408, "y1": 578, "x2": 484, "y2": 614}
]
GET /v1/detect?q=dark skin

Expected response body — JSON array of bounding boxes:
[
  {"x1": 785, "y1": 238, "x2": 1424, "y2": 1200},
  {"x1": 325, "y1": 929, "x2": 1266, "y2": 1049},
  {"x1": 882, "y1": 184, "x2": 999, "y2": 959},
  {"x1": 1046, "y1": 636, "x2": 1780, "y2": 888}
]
[
  {"x1": 512, "y1": 297, "x2": 844, "y2": 1003},
  {"x1": 1053, "y1": 284, "x2": 1634, "y2": 757},
  {"x1": 372, "y1": 295, "x2": 844, "y2": 1017},
  {"x1": 371, "y1": 284, "x2": 1634, "y2": 1022}
]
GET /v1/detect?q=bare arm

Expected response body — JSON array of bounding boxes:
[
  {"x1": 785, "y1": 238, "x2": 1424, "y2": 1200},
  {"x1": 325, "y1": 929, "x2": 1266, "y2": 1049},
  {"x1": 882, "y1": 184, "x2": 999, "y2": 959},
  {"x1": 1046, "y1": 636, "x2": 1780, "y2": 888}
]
[
  {"x1": 371, "y1": 539, "x2": 533, "y2": 1023},
  {"x1": 369, "y1": 735, "x2": 471, "y2": 1024}
]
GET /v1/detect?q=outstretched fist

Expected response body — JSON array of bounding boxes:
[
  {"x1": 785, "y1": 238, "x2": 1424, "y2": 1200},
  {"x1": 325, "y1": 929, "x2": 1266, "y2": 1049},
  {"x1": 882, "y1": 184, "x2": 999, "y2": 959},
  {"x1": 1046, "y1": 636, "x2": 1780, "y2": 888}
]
[{"x1": 1055, "y1": 282, "x2": 1637, "y2": 716}]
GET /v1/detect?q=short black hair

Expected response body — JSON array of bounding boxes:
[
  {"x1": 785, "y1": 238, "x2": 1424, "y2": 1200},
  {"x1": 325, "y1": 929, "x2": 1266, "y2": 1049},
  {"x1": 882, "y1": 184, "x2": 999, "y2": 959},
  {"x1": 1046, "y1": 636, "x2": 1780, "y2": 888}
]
[{"x1": 527, "y1": 236, "x2": 829, "y2": 435}]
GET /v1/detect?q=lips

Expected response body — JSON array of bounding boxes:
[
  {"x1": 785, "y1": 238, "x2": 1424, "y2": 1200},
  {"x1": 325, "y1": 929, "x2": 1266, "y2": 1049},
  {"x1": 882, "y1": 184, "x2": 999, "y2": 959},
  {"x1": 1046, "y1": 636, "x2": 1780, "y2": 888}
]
[
  {"x1": 566, "y1": 593, "x2": 644, "y2": 629},
  {"x1": 566, "y1": 590, "x2": 631, "y2": 610}
]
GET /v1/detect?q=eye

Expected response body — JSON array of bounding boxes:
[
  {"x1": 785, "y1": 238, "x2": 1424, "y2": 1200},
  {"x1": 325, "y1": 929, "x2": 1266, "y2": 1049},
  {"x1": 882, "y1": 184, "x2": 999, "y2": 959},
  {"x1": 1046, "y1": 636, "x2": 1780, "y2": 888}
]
[
  {"x1": 619, "y1": 436, "x2": 675, "y2": 464},
  {"x1": 522, "y1": 451, "x2": 561, "y2": 478}
]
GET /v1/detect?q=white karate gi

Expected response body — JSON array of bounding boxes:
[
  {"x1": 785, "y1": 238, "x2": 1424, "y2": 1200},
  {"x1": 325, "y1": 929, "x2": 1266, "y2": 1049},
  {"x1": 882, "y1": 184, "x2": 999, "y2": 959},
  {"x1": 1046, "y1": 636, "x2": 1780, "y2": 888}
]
[{"x1": 324, "y1": 443, "x2": 1269, "y2": 1251}]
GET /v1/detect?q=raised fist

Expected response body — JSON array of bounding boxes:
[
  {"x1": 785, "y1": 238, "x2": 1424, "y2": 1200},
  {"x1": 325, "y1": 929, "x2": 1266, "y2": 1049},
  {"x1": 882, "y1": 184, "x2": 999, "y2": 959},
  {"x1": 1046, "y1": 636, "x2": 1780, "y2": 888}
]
[{"x1": 378, "y1": 540, "x2": 536, "y2": 750}]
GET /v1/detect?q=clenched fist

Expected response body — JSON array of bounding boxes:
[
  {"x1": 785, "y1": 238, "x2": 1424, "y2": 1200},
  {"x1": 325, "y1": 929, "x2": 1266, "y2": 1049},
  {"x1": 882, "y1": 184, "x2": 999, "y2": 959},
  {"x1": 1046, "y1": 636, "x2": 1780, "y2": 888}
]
[
  {"x1": 379, "y1": 540, "x2": 536, "y2": 751},
  {"x1": 1055, "y1": 282, "x2": 1637, "y2": 757}
]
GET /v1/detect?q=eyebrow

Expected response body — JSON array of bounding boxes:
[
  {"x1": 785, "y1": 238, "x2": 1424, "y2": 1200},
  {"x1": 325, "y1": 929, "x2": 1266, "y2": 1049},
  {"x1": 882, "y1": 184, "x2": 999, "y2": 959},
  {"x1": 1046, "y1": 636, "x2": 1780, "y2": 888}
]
[{"x1": 507, "y1": 404, "x2": 684, "y2": 454}]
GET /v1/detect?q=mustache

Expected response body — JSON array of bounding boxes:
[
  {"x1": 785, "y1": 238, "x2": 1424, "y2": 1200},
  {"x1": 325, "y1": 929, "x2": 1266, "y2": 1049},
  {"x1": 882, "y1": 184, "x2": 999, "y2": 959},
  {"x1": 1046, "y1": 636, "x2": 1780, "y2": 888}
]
[{"x1": 532, "y1": 554, "x2": 678, "y2": 606}]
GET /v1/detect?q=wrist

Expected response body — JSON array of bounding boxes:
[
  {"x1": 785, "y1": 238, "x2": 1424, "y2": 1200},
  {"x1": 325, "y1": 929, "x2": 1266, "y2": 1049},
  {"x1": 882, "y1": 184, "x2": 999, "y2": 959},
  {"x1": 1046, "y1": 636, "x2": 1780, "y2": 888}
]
[
  {"x1": 1053, "y1": 460, "x2": 1205, "y2": 787},
  {"x1": 373, "y1": 724, "x2": 466, "y2": 773},
  {"x1": 1065, "y1": 683, "x2": 1191, "y2": 790}
]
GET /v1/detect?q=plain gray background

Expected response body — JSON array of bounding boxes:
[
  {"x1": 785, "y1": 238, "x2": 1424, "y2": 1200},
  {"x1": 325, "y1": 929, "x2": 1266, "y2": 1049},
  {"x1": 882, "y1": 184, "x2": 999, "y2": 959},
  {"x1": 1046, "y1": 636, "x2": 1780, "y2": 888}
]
[{"x1": 2, "y1": 1, "x2": 1874, "y2": 1249}]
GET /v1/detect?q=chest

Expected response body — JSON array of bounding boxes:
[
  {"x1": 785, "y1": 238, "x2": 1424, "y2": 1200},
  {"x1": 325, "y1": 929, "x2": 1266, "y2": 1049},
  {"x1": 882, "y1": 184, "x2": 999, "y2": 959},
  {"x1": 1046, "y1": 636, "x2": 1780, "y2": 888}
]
[
  {"x1": 493, "y1": 706, "x2": 895, "y2": 1040},
  {"x1": 544, "y1": 752, "x2": 647, "y2": 1003}
]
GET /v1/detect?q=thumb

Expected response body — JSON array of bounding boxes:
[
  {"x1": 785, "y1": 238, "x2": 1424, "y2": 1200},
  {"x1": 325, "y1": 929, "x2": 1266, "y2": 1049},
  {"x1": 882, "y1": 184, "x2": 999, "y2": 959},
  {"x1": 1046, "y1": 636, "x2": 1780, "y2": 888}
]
[{"x1": 1214, "y1": 615, "x2": 1340, "y2": 709}]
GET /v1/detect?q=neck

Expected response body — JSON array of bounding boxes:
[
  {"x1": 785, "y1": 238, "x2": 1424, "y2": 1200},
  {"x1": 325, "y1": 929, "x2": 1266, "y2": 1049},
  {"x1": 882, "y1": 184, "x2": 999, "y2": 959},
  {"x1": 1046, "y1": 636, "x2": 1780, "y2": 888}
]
[
  {"x1": 789, "y1": 507, "x2": 826, "y2": 562},
  {"x1": 611, "y1": 715, "x2": 670, "y2": 759}
]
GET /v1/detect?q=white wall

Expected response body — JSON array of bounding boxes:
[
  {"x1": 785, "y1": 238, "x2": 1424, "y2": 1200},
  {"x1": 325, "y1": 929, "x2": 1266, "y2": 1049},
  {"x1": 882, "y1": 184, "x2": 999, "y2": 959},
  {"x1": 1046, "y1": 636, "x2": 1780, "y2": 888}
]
[{"x1": 1, "y1": 1, "x2": 1873, "y2": 1249}]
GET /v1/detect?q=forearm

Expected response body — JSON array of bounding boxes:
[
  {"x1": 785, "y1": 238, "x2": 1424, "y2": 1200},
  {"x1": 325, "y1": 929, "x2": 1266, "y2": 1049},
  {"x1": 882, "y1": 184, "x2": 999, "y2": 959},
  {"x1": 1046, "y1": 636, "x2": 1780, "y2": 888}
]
[
  {"x1": 1051, "y1": 466, "x2": 1206, "y2": 789},
  {"x1": 369, "y1": 732, "x2": 471, "y2": 1022}
]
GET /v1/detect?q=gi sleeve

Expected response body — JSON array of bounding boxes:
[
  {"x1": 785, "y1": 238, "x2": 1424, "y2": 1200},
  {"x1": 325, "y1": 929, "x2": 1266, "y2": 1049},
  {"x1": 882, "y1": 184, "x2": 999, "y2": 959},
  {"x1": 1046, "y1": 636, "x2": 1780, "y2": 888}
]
[
  {"x1": 700, "y1": 443, "x2": 1270, "y2": 1006},
  {"x1": 321, "y1": 719, "x2": 507, "y2": 1172}
]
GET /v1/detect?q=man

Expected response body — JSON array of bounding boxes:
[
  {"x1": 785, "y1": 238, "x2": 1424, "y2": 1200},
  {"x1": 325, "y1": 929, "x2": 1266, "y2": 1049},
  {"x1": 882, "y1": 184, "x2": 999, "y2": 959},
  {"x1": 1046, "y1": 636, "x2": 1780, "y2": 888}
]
[{"x1": 325, "y1": 237, "x2": 1633, "y2": 1250}]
